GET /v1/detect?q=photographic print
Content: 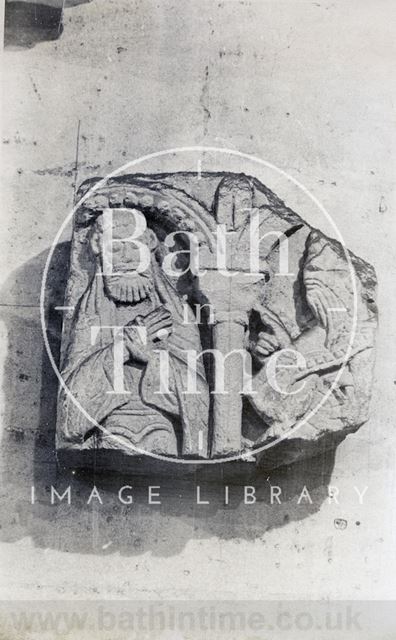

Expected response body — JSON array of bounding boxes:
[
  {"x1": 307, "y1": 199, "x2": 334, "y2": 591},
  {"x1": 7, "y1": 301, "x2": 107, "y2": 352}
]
[{"x1": 1, "y1": 1, "x2": 395, "y2": 638}]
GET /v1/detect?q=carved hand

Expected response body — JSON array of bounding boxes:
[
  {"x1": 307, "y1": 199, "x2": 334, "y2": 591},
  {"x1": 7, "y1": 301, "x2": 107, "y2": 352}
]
[
  {"x1": 250, "y1": 331, "x2": 282, "y2": 362},
  {"x1": 124, "y1": 306, "x2": 173, "y2": 363},
  {"x1": 249, "y1": 308, "x2": 291, "y2": 364},
  {"x1": 136, "y1": 306, "x2": 173, "y2": 342}
]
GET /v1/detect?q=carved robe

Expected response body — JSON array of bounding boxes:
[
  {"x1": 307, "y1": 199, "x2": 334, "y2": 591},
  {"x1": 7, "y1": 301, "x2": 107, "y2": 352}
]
[{"x1": 56, "y1": 260, "x2": 209, "y2": 458}]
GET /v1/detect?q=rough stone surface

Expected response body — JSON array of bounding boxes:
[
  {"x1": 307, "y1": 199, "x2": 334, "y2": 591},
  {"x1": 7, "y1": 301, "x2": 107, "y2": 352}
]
[{"x1": 54, "y1": 172, "x2": 377, "y2": 469}]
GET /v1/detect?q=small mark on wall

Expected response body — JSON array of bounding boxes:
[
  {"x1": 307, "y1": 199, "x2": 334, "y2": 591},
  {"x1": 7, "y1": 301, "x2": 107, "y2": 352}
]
[{"x1": 379, "y1": 196, "x2": 387, "y2": 213}]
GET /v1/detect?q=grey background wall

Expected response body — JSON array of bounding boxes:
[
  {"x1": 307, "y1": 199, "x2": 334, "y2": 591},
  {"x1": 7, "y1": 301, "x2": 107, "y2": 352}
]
[{"x1": 1, "y1": 0, "x2": 396, "y2": 603}]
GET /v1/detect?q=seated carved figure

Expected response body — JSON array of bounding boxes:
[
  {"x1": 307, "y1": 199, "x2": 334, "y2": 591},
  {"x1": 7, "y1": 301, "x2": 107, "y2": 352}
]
[
  {"x1": 57, "y1": 209, "x2": 209, "y2": 458},
  {"x1": 241, "y1": 226, "x2": 377, "y2": 465}
]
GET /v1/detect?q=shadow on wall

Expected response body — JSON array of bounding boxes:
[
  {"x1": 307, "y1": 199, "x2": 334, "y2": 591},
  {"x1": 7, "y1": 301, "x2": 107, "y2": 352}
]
[
  {"x1": 0, "y1": 247, "x2": 337, "y2": 557},
  {"x1": 4, "y1": 0, "x2": 92, "y2": 49}
]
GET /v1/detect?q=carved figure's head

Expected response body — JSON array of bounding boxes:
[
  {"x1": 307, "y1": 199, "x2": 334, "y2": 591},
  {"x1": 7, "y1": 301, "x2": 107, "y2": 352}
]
[{"x1": 90, "y1": 209, "x2": 158, "y2": 304}]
